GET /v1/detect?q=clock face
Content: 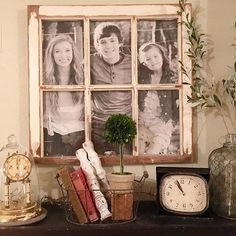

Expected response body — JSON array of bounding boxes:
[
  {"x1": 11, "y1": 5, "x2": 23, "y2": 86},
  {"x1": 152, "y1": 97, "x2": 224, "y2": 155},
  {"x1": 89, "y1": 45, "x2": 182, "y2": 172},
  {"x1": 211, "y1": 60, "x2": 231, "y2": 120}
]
[
  {"x1": 159, "y1": 173, "x2": 209, "y2": 215},
  {"x1": 3, "y1": 154, "x2": 32, "y2": 181}
]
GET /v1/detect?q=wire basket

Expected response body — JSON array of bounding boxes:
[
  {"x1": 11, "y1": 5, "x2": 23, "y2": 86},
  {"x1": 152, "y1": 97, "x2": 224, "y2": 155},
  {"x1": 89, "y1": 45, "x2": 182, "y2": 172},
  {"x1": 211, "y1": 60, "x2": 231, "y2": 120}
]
[{"x1": 56, "y1": 171, "x2": 149, "y2": 225}]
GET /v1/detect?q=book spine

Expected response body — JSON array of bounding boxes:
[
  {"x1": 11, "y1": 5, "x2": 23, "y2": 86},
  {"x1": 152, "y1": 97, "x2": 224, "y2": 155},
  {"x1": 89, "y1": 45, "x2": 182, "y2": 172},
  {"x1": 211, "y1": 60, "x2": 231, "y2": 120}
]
[
  {"x1": 70, "y1": 168, "x2": 99, "y2": 222},
  {"x1": 57, "y1": 167, "x2": 88, "y2": 224}
]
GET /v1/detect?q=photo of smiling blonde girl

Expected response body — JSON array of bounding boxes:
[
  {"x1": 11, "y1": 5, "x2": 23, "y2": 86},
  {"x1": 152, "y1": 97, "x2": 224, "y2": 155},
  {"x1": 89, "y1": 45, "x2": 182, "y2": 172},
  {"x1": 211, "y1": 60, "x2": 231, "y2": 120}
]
[{"x1": 43, "y1": 34, "x2": 85, "y2": 156}]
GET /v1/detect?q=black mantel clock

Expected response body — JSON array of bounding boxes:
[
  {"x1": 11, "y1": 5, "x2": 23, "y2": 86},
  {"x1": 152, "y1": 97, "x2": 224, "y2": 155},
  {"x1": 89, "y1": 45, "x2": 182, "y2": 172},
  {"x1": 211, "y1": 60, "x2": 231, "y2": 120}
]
[{"x1": 156, "y1": 167, "x2": 213, "y2": 219}]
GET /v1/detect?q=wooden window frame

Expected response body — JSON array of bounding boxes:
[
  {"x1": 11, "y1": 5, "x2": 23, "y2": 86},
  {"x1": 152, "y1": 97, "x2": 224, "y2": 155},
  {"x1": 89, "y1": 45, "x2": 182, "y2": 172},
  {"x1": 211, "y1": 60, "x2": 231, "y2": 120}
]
[{"x1": 28, "y1": 4, "x2": 193, "y2": 165}]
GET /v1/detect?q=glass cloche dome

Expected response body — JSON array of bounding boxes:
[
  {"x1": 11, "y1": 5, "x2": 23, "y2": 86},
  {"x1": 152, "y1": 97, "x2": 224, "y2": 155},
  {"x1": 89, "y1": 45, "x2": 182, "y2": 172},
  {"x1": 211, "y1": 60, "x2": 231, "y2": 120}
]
[{"x1": 0, "y1": 134, "x2": 47, "y2": 226}]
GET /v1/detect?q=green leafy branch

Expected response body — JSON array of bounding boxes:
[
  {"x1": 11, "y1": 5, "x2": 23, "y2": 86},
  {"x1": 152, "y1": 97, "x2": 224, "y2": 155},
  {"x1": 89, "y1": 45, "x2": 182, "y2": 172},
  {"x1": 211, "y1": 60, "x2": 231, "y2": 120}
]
[
  {"x1": 222, "y1": 38, "x2": 236, "y2": 107},
  {"x1": 178, "y1": 0, "x2": 221, "y2": 108}
]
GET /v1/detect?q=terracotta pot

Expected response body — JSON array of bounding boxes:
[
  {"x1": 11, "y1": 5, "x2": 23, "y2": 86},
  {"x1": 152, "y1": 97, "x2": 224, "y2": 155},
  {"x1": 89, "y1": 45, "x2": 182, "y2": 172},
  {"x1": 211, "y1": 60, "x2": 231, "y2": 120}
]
[
  {"x1": 106, "y1": 172, "x2": 135, "y2": 191},
  {"x1": 106, "y1": 172, "x2": 135, "y2": 221}
]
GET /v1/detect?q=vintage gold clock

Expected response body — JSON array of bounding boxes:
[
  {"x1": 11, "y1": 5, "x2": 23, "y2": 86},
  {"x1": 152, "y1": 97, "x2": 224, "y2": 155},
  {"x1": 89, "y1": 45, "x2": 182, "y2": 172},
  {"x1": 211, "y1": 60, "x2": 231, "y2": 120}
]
[
  {"x1": 156, "y1": 167, "x2": 210, "y2": 217},
  {"x1": 3, "y1": 153, "x2": 32, "y2": 181},
  {"x1": 0, "y1": 135, "x2": 47, "y2": 226}
]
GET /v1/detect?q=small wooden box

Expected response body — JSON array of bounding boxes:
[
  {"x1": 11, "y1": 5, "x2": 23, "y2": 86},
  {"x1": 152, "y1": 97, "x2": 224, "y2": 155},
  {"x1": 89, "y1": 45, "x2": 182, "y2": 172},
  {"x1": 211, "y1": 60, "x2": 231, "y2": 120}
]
[{"x1": 111, "y1": 191, "x2": 133, "y2": 221}]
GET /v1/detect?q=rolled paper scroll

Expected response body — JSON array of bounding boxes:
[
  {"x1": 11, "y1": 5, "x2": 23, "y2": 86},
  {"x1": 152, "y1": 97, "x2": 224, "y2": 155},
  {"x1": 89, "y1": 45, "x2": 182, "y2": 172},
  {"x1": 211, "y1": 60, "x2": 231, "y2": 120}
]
[
  {"x1": 75, "y1": 148, "x2": 111, "y2": 221},
  {"x1": 82, "y1": 140, "x2": 110, "y2": 191}
]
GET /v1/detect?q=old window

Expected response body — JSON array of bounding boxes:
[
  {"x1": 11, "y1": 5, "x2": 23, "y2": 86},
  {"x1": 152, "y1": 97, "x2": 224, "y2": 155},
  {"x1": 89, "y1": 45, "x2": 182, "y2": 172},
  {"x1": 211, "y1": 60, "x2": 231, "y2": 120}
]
[{"x1": 28, "y1": 4, "x2": 192, "y2": 165}]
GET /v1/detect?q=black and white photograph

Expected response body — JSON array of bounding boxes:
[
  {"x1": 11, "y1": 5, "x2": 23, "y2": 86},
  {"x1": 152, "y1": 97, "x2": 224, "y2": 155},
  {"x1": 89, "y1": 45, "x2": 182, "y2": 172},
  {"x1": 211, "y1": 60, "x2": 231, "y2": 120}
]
[
  {"x1": 138, "y1": 89, "x2": 180, "y2": 155},
  {"x1": 41, "y1": 20, "x2": 84, "y2": 85},
  {"x1": 89, "y1": 20, "x2": 133, "y2": 155},
  {"x1": 91, "y1": 90, "x2": 133, "y2": 155},
  {"x1": 43, "y1": 91, "x2": 85, "y2": 156},
  {"x1": 137, "y1": 19, "x2": 178, "y2": 84},
  {"x1": 28, "y1": 5, "x2": 192, "y2": 164},
  {"x1": 137, "y1": 19, "x2": 180, "y2": 156},
  {"x1": 90, "y1": 20, "x2": 132, "y2": 84},
  {"x1": 41, "y1": 20, "x2": 85, "y2": 156}
]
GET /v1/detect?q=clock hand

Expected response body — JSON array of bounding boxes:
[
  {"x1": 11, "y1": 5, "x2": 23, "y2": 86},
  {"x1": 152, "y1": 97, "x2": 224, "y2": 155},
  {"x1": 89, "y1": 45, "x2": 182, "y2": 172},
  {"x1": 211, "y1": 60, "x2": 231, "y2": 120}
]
[
  {"x1": 16, "y1": 157, "x2": 20, "y2": 170},
  {"x1": 175, "y1": 180, "x2": 186, "y2": 196}
]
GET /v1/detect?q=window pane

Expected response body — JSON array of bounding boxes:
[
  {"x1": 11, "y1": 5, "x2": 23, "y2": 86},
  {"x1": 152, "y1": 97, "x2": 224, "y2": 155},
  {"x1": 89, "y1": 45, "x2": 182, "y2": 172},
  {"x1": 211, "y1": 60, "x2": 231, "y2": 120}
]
[
  {"x1": 138, "y1": 90, "x2": 180, "y2": 155},
  {"x1": 91, "y1": 90, "x2": 132, "y2": 155},
  {"x1": 90, "y1": 20, "x2": 132, "y2": 85},
  {"x1": 137, "y1": 19, "x2": 178, "y2": 84},
  {"x1": 41, "y1": 20, "x2": 84, "y2": 85},
  {"x1": 43, "y1": 91, "x2": 85, "y2": 156}
]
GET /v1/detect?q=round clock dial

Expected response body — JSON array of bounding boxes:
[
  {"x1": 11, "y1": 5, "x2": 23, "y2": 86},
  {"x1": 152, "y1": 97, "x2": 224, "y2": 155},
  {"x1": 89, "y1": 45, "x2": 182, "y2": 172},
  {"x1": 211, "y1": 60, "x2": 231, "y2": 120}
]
[
  {"x1": 159, "y1": 173, "x2": 209, "y2": 215},
  {"x1": 3, "y1": 154, "x2": 32, "y2": 181}
]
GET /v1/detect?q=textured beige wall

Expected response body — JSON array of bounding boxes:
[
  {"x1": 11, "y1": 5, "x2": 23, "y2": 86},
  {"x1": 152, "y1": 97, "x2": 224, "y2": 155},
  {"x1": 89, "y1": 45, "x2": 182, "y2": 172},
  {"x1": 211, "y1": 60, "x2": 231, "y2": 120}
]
[{"x1": 0, "y1": 0, "x2": 235, "y2": 198}]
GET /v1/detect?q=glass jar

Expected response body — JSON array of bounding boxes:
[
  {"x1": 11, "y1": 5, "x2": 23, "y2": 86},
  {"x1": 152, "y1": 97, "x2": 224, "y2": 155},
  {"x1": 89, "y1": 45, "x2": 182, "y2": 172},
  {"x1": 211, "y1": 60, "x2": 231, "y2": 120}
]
[{"x1": 208, "y1": 134, "x2": 236, "y2": 219}]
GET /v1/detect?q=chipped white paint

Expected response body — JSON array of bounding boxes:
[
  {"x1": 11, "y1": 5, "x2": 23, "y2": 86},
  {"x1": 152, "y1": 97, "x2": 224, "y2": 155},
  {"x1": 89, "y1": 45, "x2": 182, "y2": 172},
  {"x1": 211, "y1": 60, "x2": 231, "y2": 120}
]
[
  {"x1": 39, "y1": 5, "x2": 179, "y2": 17},
  {"x1": 28, "y1": 11, "x2": 40, "y2": 154},
  {"x1": 182, "y1": 4, "x2": 193, "y2": 154}
]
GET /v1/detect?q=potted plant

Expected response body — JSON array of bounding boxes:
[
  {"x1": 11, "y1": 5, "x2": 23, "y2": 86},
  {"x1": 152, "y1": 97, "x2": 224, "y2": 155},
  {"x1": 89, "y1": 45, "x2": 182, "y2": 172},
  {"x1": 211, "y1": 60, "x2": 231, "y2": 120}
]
[
  {"x1": 104, "y1": 113, "x2": 137, "y2": 220},
  {"x1": 104, "y1": 113, "x2": 137, "y2": 188},
  {"x1": 178, "y1": 0, "x2": 236, "y2": 219}
]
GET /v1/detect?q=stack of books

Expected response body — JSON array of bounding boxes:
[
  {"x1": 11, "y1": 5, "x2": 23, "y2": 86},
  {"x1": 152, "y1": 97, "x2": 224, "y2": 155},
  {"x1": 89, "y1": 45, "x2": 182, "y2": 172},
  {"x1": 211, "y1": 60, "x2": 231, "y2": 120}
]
[{"x1": 57, "y1": 166, "x2": 99, "y2": 224}]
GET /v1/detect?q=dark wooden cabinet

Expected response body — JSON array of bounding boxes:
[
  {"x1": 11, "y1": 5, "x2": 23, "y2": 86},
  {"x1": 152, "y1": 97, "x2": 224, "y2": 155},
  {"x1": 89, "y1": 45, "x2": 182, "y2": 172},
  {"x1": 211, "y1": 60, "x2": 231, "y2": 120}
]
[{"x1": 1, "y1": 201, "x2": 236, "y2": 236}]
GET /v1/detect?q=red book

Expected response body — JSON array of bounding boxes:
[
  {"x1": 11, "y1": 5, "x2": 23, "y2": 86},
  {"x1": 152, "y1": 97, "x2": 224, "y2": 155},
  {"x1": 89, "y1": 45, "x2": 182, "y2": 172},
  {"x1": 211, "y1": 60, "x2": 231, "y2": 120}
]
[{"x1": 70, "y1": 167, "x2": 99, "y2": 223}]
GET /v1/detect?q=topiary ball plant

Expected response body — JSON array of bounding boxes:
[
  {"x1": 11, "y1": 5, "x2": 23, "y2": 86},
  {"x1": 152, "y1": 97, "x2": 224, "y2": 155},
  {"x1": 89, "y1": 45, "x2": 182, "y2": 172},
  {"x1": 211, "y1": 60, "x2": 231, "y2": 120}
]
[{"x1": 104, "y1": 114, "x2": 137, "y2": 175}]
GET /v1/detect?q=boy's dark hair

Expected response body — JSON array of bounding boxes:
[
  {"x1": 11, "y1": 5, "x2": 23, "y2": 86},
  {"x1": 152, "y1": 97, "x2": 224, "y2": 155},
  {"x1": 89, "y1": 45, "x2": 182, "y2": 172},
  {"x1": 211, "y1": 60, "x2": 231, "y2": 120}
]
[{"x1": 93, "y1": 22, "x2": 123, "y2": 50}]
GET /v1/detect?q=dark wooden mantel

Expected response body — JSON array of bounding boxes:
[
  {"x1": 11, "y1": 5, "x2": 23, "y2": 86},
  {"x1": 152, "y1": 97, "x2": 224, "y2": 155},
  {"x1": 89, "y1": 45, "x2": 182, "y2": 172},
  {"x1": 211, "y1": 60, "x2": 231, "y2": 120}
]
[{"x1": 1, "y1": 201, "x2": 236, "y2": 236}]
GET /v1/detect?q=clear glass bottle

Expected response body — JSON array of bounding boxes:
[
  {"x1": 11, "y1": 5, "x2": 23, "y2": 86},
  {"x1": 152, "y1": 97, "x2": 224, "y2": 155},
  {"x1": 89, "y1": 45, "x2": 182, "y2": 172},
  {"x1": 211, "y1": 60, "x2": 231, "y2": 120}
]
[{"x1": 208, "y1": 134, "x2": 236, "y2": 219}]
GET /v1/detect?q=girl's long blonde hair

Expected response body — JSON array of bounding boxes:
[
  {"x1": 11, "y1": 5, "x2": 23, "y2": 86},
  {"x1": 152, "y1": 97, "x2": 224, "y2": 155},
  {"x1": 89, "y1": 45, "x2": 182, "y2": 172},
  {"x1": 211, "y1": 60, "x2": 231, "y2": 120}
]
[{"x1": 43, "y1": 34, "x2": 84, "y2": 114}]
